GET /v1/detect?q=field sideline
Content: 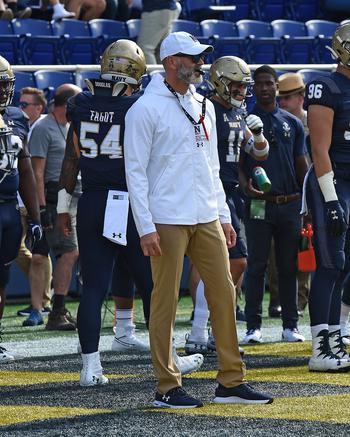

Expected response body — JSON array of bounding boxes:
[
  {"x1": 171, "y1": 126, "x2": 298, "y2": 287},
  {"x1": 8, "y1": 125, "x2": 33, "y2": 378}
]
[{"x1": 1, "y1": 296, "x2": 350, "y2": 436}]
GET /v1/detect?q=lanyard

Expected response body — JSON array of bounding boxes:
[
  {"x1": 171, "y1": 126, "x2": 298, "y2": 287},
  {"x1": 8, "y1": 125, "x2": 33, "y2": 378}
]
[{"x1": 163, "y1": 80, "x2": 208, "y2": 137}]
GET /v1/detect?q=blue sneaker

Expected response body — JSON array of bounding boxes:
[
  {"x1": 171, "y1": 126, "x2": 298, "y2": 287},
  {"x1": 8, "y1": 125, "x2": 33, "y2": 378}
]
[
  {"x1": 214, "y1": 383, "x2": 273, "y2": 404},
  {"x1": 22, "y1": 309, "x2": 44, "y2": 327},
  {"x1": 153, "y1": 387, "x2": 203, "y2": 408}
]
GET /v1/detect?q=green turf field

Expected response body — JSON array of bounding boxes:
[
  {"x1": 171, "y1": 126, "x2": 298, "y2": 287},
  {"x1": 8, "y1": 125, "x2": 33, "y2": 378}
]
[{"x1": 1, "y1": 295, "x2": 350, "y2": 436}]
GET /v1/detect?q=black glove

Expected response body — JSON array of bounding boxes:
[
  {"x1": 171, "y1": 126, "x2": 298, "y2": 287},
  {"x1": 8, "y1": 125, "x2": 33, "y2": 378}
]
[
  {"x1": 40, "y1": 206, "x2": 54, "y2": 229},
  {"x1": 325, "y1": 200, "x2": 348, "y2": 237},
  {"x1": 26, "y1": 221, "x2": 43, "y2": 251}
]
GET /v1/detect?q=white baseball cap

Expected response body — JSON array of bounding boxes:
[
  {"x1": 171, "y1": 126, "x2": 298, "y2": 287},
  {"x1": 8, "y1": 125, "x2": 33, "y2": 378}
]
[{"x1": 160, "y1": 31, "x2": 213, "y2": 61}]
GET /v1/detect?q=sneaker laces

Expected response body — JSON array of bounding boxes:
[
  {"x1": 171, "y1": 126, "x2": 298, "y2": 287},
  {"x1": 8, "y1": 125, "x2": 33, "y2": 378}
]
[
  {"x1": 330, "y1": 330, "x2": 348, "y2": 358},
  {"x1": 317, "y1": 332, "x2": 339, "y2": 360},
  {"x1": 168, "y1": 386, "x2": 187, "y2": 397}
]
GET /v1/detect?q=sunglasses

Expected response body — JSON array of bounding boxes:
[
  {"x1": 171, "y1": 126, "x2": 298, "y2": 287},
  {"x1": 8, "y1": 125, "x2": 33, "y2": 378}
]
[
  {"x1": 173, "y1": 53, "x2": 205, "y2": 63},
  {"x1": 18, "y1": 101, "x2": 39, "y2": 108}
]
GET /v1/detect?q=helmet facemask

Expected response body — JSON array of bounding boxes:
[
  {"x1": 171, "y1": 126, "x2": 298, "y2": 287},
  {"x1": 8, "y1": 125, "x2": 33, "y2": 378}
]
[{"x1": 209, "y1": 56, "x2": 254, "y2": 108}]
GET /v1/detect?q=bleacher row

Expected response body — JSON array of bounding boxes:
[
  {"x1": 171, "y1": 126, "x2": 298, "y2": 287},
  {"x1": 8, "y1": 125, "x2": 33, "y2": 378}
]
[
  {"x1": 0, "y1": 16, "x2": 346, "y2": 67},
  {"x1": 180, "y1": 0, "x2": 325, "y2": 23}
]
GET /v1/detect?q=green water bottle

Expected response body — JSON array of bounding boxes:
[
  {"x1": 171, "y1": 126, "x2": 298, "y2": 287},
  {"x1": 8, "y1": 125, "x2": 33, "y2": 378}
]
[{"x1": 252, "y1": 166, "x2": 272, "y2": 193}]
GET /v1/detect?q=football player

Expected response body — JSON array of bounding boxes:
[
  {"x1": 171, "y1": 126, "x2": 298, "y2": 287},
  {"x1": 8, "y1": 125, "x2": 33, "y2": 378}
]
[
  {"x1": 185, "y1": 56, "x2": 269, "y2": 354},
  {"x1": 57, "y1": 40, "x2": 203, "y2": 386},
  {"x1": 304, "y1": 23, "x2": 350, "y2": 371},
  {"x1": 0, "y1": 55, "x2": 42, "y2": 363}
]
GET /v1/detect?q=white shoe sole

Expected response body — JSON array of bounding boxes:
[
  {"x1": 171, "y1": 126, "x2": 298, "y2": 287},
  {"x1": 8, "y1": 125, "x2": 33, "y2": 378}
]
[
  {"x1": 79, "y1": 375, "x2": 109, "y2": 386},
  {"x1": 213, "y1": 396, "x2": 273, "y2": 404},
  {"x1": 153, "y1": 400, "x2": 201, "y2": 408},
  {"x1": 308, "y1": 360, "x2": 350, "y2": 373},
  {"x1": 111, "y1": 338, "x2": 150, "y2": 353},
  {"x1": 0, "y1": 356, "x2": 15, "y2": 364}
]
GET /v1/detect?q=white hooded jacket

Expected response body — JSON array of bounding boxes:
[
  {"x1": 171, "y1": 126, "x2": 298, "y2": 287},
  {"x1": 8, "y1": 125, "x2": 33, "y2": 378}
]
[{"x1": 124, "y1": 74, "x2": 231, "y2": 237}]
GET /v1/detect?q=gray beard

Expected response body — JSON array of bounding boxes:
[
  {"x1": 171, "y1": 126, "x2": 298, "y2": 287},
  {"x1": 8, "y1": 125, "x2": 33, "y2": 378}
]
[{"x1": 177, "y1": 65, "x2": 203, "y2": 85}]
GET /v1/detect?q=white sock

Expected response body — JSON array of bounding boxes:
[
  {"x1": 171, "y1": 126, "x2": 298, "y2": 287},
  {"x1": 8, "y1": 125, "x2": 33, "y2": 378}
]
[
  {"x1": 115, "y1": 309, "x2": 134, "y2": 336},
  {"x1": 340, "y1": 302, "x2": 350, "y2": 336},
  {"x1": 311, "y1": 324, "x2": 328, "y2": 338},
  {"x1": 328, "y1": 324, "x2": 340, "y2": 334},
  {"x1": 190, "y1": 280, "x2": 209, "y2": 342}
]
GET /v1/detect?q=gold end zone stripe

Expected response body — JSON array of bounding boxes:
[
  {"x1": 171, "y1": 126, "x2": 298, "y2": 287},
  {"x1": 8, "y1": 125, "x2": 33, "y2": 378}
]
[
  {"x1": 186, "y1": 366, "x2": 350, "y2": 386},
  {"x1": 0, "y1": 371, "x2": 137, "y2": 387},
  {"x1": 178, "y1": 342, "x2": 312, "y2": 357},
  {"x1": 0, "y1": 406, "x2": 113, "y2": 427},
  {"x1": 150, "y1": 394, "x2": 350, "y2": 424}
]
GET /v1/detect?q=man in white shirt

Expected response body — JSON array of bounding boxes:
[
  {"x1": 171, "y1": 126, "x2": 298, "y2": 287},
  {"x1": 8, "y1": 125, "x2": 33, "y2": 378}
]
[{"x1": 124, "y1": 31, "x2": 273, "y2": 408}]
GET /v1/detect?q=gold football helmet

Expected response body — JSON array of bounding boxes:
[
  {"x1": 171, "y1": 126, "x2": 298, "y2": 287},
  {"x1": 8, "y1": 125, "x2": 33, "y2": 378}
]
[
  {"x1": 0, "y1": 55, "x2": 15, "y2": 108},
  {"x1": 327, "y1": 23, "x2": 350, "y2": 67},
  {"x1": 100, "y1": 39, "x2": 146, "y2": 86},
  {"x1": 209, "y1": 56, "x2": 253, "y2": 108}
]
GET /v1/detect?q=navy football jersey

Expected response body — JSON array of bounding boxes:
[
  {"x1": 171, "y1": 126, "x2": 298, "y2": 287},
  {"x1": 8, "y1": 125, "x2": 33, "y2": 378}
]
[
  {"x1": 212, "y1": 99, "x2": 246, "y2": 188},
  {"x1": 305, "y1": 72, "x2": 350, "y2": 164},
  {"x1": 0, "y1": 107, "x2": 29, "y2": 201},
  {"x1": 67, "y1": 91, "x2": 139, "y2": 192},
  {"x1": 241, "y1": 106, "x2": 306, "y2": 195}
]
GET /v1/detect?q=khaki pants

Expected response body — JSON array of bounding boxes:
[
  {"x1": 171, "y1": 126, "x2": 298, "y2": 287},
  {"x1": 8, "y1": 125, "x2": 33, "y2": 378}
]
[
  {"x1": 15, "y1": 207, "x2": 52, "y2": 308},
  {"x1": 137, "y1": 7, "x2": 180, "y2": 64},
  {"x1": 149, "y1": 220, "x2": 246, "y2": 394}
]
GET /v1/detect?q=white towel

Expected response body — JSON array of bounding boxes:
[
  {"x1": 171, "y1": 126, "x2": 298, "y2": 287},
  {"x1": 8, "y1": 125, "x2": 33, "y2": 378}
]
[
  {"x1": 103, "y1": 190, "x2": 129, "y2": 246},
  {"x1": 300, "y1": 164, "x2": 313, "y2": 216}
]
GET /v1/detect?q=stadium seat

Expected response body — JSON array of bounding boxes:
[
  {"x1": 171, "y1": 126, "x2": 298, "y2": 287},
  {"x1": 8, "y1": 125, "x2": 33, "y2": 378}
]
[
  {"x1": 51, "y1": 19, "x2": 98, "y2": 64},
  {"x1": 254, "y1": 0, "x2": 288, "y2": 21},
  {"x1": 305, "y1": 20, "x2": 339, "y2": 38},
  {"x1": 171, "y1": 19, "x2": 202, "y2": 36},
  {"x1": 297, "y1": 68, "x2": 331, "y2": 85},
  {"x1": 34, "y1": 70, "x2": 75, "y2": 101},
  {"x1": 305, "y1": 20, "x2": 339, "y2": 64},
  {"x1": 126, "y1": 18, "x2": 141, "y2": 41},
  {"x1": 75, "y1": 70, "x2": 100, "y2": 91},
  {"x1": 12, "y1": 18, "x2": 61, "y2": 64},
  {"x1": 0, "y1": 20, "x2": 22, "y2": 64},
  {"x1": 89, "y1": 19, "x2": 129, "y2": 53},
  {"x1": 271, "y1": 20, "x2": 314, "y2": 63},
  {"x1": 200, "y1": 19, "x2": 237, "y2": 38},
  {"x1": 236, "y1": 20, "x2": 282, "y2": 63},
  {"x1": 12, "y1": 71, "x2": 36, "y2": 105}
]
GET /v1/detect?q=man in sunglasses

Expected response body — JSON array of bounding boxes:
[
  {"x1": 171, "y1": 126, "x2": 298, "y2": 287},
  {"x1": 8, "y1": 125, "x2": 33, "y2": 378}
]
[
  {"x1": 16, "y1": 88, "x2": 53, "y2": 326},
  {"x1": 124, "y1": 31, "x2": 273, "y2": 408}
]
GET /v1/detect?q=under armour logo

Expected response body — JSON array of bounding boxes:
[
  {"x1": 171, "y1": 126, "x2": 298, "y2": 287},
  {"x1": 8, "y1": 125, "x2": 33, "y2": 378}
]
[
  {"x1": 112, "y1": 232, "x2": 122, "y2": 238},
  {"x1": 92, "y1": 375, "x2": 100, "y2": 383},
  {"x1": 331, "y1": 210, "x2": 339, "y2": 220},
  {"x1": 162, "y1": 395, "x2": 170, "y2": 402}
]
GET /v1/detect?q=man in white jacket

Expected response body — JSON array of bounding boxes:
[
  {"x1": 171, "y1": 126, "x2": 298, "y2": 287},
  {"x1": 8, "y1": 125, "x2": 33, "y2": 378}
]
[{"x1": 124, "y1": 31, "x2": 273, "y2": 408}]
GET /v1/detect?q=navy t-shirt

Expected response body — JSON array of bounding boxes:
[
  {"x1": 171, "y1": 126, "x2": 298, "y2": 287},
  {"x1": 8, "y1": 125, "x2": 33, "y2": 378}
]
[
  {"x1": 0, "y1": 107, "x2": 29, "y2": 201},
  {"x1": 241, "y1": 106, "x2": 306, "y2": 195},
  {"x1": 212, "y1": 99, "x2": 246, "y2": 188},
  {"x1": 67, "y1": 91, "x2": 139, "y2": 192},
  {"x1": 305, "y1": 71, "x2": 350, "y2": 164}
]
